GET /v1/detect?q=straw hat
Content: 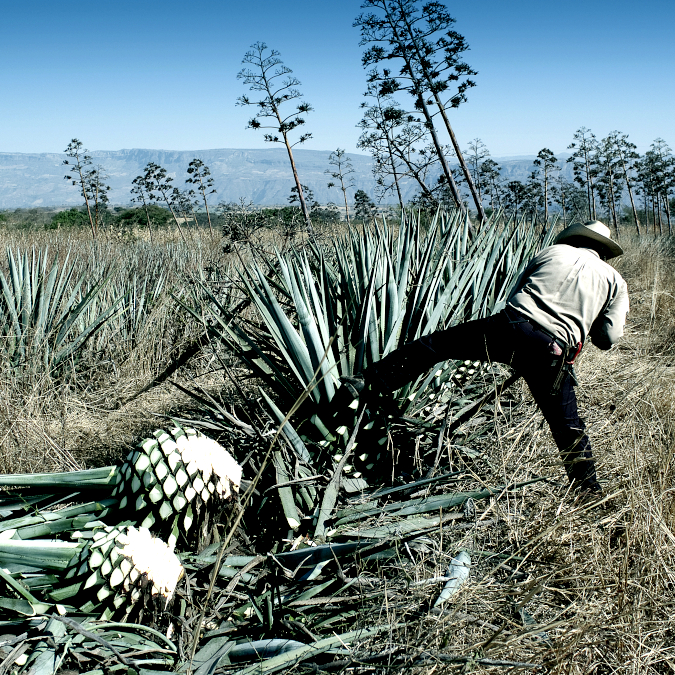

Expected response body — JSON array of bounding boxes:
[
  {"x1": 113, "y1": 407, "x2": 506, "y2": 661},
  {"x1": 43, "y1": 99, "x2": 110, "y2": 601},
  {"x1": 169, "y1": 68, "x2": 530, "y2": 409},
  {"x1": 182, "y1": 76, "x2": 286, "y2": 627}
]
[{"x1": 554, "y1": 220, "x2": 623, "y2": 259}]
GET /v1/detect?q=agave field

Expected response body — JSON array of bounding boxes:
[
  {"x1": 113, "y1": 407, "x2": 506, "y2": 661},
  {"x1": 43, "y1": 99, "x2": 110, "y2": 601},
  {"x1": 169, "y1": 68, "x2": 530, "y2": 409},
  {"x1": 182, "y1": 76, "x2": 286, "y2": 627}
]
[{"x1": 0, "y1": 214, "x2": 672, "y2": 674}]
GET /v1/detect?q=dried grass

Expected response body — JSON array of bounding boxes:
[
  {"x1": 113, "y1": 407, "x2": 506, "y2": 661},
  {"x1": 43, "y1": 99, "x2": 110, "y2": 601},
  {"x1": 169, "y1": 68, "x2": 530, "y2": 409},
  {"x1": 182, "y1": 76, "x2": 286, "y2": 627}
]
[
  {"x1": 1, "y1": 226, "x2": 673, "y2": 673},
  {"x1": 0, "y1": 225, "x2": 232, "y2": 472}
]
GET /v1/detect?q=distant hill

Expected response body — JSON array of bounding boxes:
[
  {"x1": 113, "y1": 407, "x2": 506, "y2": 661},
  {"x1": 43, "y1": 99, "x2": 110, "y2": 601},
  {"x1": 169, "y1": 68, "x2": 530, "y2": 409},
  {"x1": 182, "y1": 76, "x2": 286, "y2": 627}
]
[{"x1": 0, "y1": 147, "x2": 574, "y2": 209}]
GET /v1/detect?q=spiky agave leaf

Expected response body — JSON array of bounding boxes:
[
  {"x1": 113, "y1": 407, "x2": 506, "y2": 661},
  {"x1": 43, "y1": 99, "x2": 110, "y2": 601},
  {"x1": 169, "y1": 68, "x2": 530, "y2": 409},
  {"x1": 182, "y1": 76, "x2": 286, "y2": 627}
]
[{"x1": 0, "y1": 246, "x2": 123, "y2": 372}]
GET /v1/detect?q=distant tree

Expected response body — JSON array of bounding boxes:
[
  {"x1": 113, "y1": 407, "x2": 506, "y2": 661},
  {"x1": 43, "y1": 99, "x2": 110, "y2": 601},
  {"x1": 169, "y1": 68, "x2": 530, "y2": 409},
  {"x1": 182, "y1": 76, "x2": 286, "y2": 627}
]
[
  {"x1": 533, "y1": 148, "x2": 558, "y2": 221},
  {"x1": 130, "y1": 174, "x2": 155, "y2": 244},
  {"x1": 649, "y1": 138, "x2": 674, "y2": 235},
  {"x1": 523, "y1": 170, "x2": 544, "y2": 220},
  {"x1": 47, "y1": 208, "x2": 90, "y2": 231},
  {"x1": 635, "y1": 155, "x2": 655, "y2": 232},
  {"x1": 237, "y1": 42, "x2": 315, "y2": 238},
  {"x1": 116, "y1": 205, "x2": 171, "y2": 230},
  {"x1": 504, "y1": 180, "x2": 528, "y2": 220},
  {"x1": 186, "y1": 158, "x2": 217, "y2": 239},
  {"x1": 567, "y1": 127, "x2": 599, "y2": 221},
  {"x1": 610, "y1": 131, "x2": 641, "y2": 235},
  {"x1": 595, "y1": 135, "x2": 625, "y2": 237},
  {"x1": 311, "y1": 202, "x2": 341, "y2": 225},
  {"x1": 635, "y1": 139, "x2": 675, "y2": 235},
  {"x1": 220, "y1": 199, "x2": 258, "y2": 245},
  {"x1": 354, "y1": 189, "x2": 377, "y2": 222},
  {"x1": 289, "y1": 184, "x2": 320, "y2": 211},
  {"x1": 550, "y1": 174, "x2": 578, "y2": 225},
  {"x1": 357, "y1": 85, "x2": 408, "y2": 208},
  {"x1": 171, "y1": 187, "x2": 198, "y2": 228},
  {"x1": 63, "y1": 139, "x2": 111, "y2": 238},
  {"x1": 136, "y1": 162, "x2": 187, "y2": 243},
  {"x1": 357, "y1": 87, "x2": 438, "y2": 207},
  {"x1": 478, "y1": 157, "x2": 502, "y2": 213},
  {"x1": 566, "y1": 184, "x2": 591, "y2": 222},
  {"x1": 464, "y1": 139, "x2": 490, "y2": 206},
  {"x1": 355, "y1": 0, "x2": 486, "y2": 222},
  {"x1": 325, "y1": 149, "x2": 356, "y2": 224}
]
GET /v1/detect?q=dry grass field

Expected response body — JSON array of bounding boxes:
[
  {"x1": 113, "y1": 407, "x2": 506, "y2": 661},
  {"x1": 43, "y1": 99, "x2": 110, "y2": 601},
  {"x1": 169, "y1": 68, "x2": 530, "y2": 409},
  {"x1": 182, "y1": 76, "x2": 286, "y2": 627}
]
[{"x1": 0, "y1": 222, "x2": 672, "y2": 673}]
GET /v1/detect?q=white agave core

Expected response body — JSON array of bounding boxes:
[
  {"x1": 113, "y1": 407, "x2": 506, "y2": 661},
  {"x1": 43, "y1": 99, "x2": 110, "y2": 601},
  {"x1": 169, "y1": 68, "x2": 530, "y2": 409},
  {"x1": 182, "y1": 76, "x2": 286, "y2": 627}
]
[
  {"x1": 175, "y1": 433, "x2": 242, "y2": 499},
  {"x1": 116, "y1": 527, "x2": 183, "y2": 599}
]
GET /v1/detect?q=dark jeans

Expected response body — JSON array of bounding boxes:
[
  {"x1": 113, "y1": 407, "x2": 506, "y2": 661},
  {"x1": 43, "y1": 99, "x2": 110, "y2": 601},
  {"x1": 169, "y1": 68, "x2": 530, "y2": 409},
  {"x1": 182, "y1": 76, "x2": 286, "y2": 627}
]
[{"x1": 367, "y1": 309, "x2": 600, "y2": 492}]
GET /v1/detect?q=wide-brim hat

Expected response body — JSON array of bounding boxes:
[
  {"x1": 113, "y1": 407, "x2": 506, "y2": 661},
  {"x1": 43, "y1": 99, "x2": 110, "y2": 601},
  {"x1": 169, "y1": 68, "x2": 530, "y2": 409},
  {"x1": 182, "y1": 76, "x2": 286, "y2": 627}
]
[{"x1": 554, "y1": 220, "x2": 624, "y2": 259}]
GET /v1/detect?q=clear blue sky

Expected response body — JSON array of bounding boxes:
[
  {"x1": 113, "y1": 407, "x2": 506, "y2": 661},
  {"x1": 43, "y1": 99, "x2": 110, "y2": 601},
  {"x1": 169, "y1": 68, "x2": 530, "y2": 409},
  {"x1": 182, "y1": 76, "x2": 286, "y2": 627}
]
[{"x1": 1, "y1": 0, "x2": 673, "y2": 157}]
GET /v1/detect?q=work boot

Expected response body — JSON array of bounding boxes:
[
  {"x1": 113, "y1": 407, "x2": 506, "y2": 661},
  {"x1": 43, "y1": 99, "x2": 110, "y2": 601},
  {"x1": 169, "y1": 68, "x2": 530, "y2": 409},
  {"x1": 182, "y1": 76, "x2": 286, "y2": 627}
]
[
  {"x1": 340, "y1": 374, "x2": 366, "y2": 399},
  {"x1": 572, "y1": 485, "x2": 607, "y2": 509}
]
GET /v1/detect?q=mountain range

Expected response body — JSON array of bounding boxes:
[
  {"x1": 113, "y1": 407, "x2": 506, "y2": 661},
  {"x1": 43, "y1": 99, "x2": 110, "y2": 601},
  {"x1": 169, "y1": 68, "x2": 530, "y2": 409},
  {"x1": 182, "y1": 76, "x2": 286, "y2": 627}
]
[{"x1": 0, "y1": 147, "x2": 574, "y2": 209}]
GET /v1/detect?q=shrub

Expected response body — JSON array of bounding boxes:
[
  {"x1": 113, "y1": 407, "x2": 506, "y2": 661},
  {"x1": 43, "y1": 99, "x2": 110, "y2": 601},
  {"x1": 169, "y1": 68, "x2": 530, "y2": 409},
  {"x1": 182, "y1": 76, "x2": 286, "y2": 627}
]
[
  {"x1": 114, "y1": 205, "x2": 172, "y2": 230},
  {"x1": 47, "y1": 208, "x2": 89, "y2": 230}
]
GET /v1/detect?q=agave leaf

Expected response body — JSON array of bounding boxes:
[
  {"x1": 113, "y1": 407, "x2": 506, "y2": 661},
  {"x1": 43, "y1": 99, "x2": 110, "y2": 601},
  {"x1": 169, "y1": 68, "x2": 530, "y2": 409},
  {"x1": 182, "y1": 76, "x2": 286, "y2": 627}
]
[
  {"x1": 53, "y1": 281, "x2": 124, "y2": 365},
  {"x1": 0, "y1": 267, "x2": 22, "y2": 353},
  {"x1": 248, "y1": 265, "x2": 317, "y2": 400},
  {"x1": 94, "y1": 621, "x2": 178, "y2": 651},
  {"x1": 231, "y1": 625, "x2": 395, "y2": 675},
  {"x1": 0, "y1": 565, "x2": 42, "y2": 605},
  {"x1": 0, "y1": 468, "x2": 117, "y2": 492},
  {"x1": 278, "y1": 255, "x2": 336, "y2": 402},
  {"x1": 0, "y1": 597, "x2": 52, "y2": 616},
  {"x1": 23, "y1": 616, "x2": 68, "y2": 675},
  {"x1": 0, "y1": 540, "x2": 81, "y2": 571},
  {"x1": 272, "y1": 451, "x2": 300, "y2": 531},
  {"x1": 336, "y1": 478, "x2": 546, "y2": 526},
  {"x1": 259, "y1": 389, "x2": 312, "y2": 466},
  {"x1": 188, "y1": 636, "x2": 233, "y2": 675}
]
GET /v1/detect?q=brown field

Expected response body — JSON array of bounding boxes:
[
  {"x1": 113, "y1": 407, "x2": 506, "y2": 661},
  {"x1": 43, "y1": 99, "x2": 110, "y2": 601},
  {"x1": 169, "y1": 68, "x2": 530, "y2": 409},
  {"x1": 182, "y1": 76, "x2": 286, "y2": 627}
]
[{"x1": 0, "y1": 223, "x2": 673, "y2": 673}]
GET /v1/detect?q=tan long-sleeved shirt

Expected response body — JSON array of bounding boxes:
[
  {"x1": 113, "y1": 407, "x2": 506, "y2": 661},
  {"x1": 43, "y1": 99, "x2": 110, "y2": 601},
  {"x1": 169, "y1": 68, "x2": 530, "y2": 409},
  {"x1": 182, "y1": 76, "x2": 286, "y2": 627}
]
[{"x1": 506, "y1": 244, "x2": 629, "y2": 349}]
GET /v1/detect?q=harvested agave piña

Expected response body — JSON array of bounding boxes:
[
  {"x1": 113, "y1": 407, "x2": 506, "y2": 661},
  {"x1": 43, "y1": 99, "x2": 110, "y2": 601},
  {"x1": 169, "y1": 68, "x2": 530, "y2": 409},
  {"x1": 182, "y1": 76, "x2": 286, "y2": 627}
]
[
  {"x1": 0, "y1": 527, "x2": 183, "y2": 623},
  {"x1": 0, "y1": 427, "x2": 243, "y2": 550},
  {"x1": 111, "y1": 427, "x2": 242, "y2": 549},
  {"x1": 55, "y1": 526, "x2": 183, "y2": 622}
]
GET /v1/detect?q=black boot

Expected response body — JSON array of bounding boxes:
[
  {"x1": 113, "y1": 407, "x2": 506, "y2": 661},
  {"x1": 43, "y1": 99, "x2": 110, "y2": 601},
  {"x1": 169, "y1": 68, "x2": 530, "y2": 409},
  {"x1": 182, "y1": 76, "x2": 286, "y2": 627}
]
[{"x1": 323, "y1": 374, "x2": 367, "y2": 434}]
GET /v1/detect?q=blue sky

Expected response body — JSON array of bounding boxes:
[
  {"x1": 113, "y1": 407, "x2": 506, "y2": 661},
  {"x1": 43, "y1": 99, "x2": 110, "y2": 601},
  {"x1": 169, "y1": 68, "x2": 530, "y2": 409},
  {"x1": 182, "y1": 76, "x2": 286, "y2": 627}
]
[{"x1": 1, "y1": 0, "x2": 673, "y2": 157}]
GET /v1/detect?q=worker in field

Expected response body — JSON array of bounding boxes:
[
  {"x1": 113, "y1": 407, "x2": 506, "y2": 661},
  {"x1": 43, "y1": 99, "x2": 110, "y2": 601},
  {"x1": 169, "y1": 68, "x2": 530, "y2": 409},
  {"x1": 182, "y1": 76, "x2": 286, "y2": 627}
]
[{"x1": 344, "y1": 221, "x2": 629, "y2": 498}]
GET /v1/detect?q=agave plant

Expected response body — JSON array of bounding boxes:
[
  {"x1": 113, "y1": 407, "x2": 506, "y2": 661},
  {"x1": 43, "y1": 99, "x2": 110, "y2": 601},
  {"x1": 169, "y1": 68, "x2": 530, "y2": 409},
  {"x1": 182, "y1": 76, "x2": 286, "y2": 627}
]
[
  {"x1": 0, "y1": 247, "x2": 122, "y2": 372},
  {"x1": 182, "y1": 210, "x2": 555, "y2": 529},
  {"x1": 92, "y1": 263, "x2": 167, "y2": 355},
  {"x1": 0, "y1": 427, "x2": 242, "y2": 550}
]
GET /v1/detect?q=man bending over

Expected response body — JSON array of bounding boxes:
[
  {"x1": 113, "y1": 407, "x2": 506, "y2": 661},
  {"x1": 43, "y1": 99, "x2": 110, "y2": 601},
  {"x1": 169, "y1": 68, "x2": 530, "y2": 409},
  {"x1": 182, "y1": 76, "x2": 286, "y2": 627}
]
[{"x1": 347, "y1": 221, "x2": 629, "y2": 496}]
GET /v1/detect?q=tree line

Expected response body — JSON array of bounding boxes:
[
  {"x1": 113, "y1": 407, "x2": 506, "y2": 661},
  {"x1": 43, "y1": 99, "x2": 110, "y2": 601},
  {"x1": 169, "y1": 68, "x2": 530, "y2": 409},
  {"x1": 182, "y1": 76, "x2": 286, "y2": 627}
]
[
  {"x1": 444, "y1": 131, "x2": 674, "y2": 236},
  {"x1": 57, "y1": 0, "x2": 675, "y2": 239}
]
